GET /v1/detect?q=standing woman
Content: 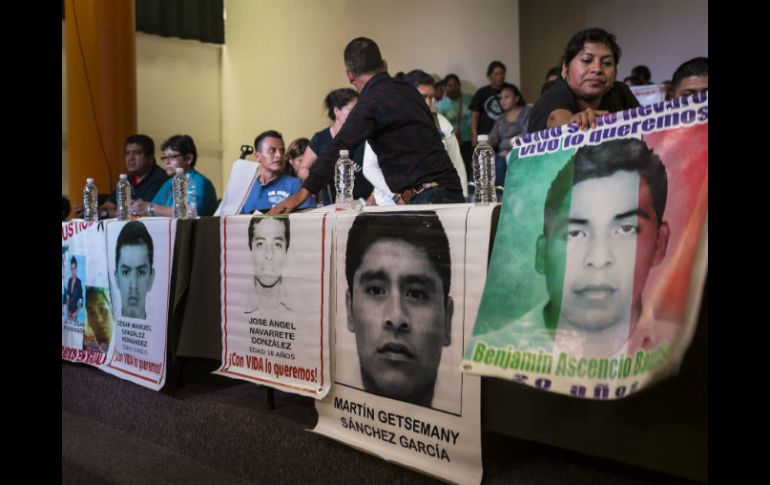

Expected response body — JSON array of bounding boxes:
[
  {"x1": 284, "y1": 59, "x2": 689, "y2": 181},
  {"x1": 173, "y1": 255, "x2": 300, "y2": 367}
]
[
  {"x1": 488, "y1": 83, "x2": 530, "y2": 186},
  {"x1": 528, "y1": 28, "x2": 639, "y2": 133},
  {"x1": 297, "y1": 88, "x2": 372, "y2": 204}
]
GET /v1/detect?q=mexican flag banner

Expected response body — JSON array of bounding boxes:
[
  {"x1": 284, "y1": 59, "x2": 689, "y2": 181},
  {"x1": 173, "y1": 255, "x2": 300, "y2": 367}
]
[{"x1": 462, "y1": 92, "x2": 708, "y2": 400}]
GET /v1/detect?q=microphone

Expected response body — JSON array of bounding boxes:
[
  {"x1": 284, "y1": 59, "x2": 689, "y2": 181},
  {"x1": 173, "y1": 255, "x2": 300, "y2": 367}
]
[{"x1": 239, "y1": 145, "x2": 254, "y2": 160}]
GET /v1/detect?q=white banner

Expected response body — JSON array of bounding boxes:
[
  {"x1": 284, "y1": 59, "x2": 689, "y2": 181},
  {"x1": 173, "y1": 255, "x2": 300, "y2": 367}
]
[
  {"x1": 630, "y1": 83, "x2": 667, "y2": 106},
  {"x1": 61, "y1": 220, "x2": 112, "y2": 367},
  {"x1": 314, "y1": 205, "x2": 490, "y2": 484},
  {"x1": 215, "y1": 213, "x2": 332, "y2": 399},
  {"x1": 101, "y1": 218, "x2": 175, "y2": 390},
  {"x1": 214, "y1": 159, "x2": 259, "y2": 216}
]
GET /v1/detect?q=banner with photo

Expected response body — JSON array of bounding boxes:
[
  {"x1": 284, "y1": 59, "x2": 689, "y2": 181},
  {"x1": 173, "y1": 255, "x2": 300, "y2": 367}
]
[
  {"x1": 314, "y1": 205, "x2": 491, "y2": 485},
  {"x1": 215, "y1": 213, "x2": 332, "y2": 399},
  {"x1": 630, "y1": 84, "x2": 667, "y2": 106},
  {"x1": 101, "y1": 218, "x2": 176, "y2": 391},
  {"x1": 61, "y1": 220, "x2": 113, "y2": 367},
  {"x1": 462, "y1": 92, "x2": 708, "y2": 400}
]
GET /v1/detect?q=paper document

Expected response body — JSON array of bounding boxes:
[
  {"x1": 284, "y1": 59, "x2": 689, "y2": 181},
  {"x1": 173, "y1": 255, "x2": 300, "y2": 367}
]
[{"x1": 214, "y1": 159, "x2": 259, "y2": 216}]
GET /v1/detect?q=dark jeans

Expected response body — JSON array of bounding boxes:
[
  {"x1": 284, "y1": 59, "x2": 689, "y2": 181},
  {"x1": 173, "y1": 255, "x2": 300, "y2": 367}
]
[
  {"x1": 460, "y1": 140, "x2": 474, "y2": 180},
  {"x1": 407, "y1": 186, "x2": 465, "y2": 205},
  {"x1": 495, "y1": 154, "x2": 508, "y2": 187}
]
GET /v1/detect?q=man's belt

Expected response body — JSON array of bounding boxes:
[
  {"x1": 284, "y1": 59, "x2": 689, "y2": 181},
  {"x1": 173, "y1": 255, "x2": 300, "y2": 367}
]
[{"x1": 395, "y1": 182, "x2": 439, "y2": 204}]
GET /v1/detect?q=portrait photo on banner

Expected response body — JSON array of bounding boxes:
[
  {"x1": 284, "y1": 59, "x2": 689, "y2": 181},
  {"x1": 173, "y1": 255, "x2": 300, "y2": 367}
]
[
  {"x1": 334, "y1": 210, "x2": 467, "y2": 415},
  {"x1": 222, "y1": 214, "x2": 324, "y2": 334},
  {"x1": 63, "y1": 253, "x2": 85, "y2": 323},
  {"x1": 244, "y1": 215, "x2": 302, "y2": 317},
  {"x1": 469, "y1": 124, "x2": 708, "y2": 361},
  {"x1": 83, "y1": 286, "x2": 114, "y2": 353},
  {"x1": 106, "y1": 220, "x2": 172, "y2": 329},
  {"x1": 62, "y1": 220, "x2": 114, "y2": 361},
  {"x1": 218, "y1": 212, "x2": 329, "y2": 396},
  {"x1": 62, "y1": 252, "x2": 86, "y2": 349}
]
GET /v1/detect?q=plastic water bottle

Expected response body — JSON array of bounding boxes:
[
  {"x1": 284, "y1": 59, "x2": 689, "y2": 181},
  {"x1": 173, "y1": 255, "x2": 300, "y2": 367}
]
[
  {"x1": 472, "y1": 135, "x2": 497, "y2": 204},
  {"x1": 172, "y1": 168, "x2": 188, "y2": 219},
  {"x1": 186, "y1": 173, "x2": 198, "y2": 218},
  {"x1": 116, "y1": 174, "x2": 132, "y2": 220},
  {"x1": 83, "y1": 178, "x2": 98, "y2": 222},
  {"x1": 334, "y1": 149, "x2": 355, "y2": 210}
]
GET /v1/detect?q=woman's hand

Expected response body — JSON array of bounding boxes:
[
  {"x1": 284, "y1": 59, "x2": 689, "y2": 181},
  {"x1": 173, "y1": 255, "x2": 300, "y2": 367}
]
[
  {"x1": 130, "y1": 199, "x2": 149, "y2": 216},
  {"x1": 569, "y1": 108, "x2": 609, "y2": 130}
]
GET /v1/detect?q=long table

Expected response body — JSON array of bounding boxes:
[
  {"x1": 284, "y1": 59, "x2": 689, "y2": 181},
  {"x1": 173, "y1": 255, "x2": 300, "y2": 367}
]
[{"x1": 164, "y1": 213, "x2": 706, "y2": 481}]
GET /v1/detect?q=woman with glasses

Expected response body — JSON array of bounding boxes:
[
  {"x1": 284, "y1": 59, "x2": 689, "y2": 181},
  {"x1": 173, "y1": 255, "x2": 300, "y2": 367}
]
[{"x1": 130, "y1": 134, "x2": 218, "y2": 217}]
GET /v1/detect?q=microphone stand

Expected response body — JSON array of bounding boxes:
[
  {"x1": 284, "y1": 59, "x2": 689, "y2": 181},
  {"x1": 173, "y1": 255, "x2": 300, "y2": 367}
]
[{"x1": 240, "y1": 145, "x2": 254, "y2": 160}]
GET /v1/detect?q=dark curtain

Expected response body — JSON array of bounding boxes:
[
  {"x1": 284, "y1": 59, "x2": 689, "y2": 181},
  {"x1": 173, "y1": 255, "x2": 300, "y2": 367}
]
[
  {"x1": 63, "y1": 0, "x2": 225, "y2": 45},
  {"x1": 135, "y1": 0, "x2": 224, "y2": 45}
]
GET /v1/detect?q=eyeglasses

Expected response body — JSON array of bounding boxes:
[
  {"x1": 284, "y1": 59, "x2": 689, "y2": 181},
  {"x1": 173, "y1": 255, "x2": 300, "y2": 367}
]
[{"x1": 160, "y1": 154, "x2": 184, "y2": 162}]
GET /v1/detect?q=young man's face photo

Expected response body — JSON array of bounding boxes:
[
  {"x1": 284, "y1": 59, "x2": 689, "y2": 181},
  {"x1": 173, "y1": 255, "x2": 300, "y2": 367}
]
[
  {"x1": 116, "y1": 244, "x2": 155, "y2": 318},
  {"x1": 347, "y1": 238, "x2": 452, "y2": 404},
  {"x1": 86, "y1": 292, "x2": 114, "y2": 344},
  {"x1": 542, "y1": 170, "x2": 663, "y2": 332},
  {"x1": 250, "y1": 219, "x2": 287, "y2": 288}
]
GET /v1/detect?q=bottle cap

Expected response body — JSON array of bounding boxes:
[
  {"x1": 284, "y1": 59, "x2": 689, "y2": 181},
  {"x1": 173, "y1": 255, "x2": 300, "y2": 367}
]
[
  {"x1": 477, "y1": 134, "x2": 489, "y2": 142},
  {"x1": 86, "y1": 178, "x2": 94, "y2": 184},
  {"x1": 119, "y1": 173, "x2": 127, "y2": 180},
  {"x1": 339, "y1": 150, "x2": 349, "y2": 157},
  {"x1": 176, "y1": 168, "x2": 184, "y2": 174}
]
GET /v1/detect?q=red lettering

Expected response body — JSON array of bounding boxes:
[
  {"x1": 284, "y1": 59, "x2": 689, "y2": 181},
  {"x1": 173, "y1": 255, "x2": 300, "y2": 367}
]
[
  {"x1": 121, "y1": 353, "x2": 162, "y2": 375},
  {"x1": 62, "y1": 220, "x2": 96, "y2": 242}
]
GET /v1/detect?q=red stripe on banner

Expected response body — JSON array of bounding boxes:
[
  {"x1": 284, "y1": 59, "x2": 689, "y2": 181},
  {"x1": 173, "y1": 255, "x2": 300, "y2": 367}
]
[
  {"x1": 631, "y1": 174, "x2": 656, "y2": 327},
  {"x1": 222, "y1": 216, "x2": 229, "y2": 359},
  {"x1": 319, "y1": 212, "x2": 328, "y2": 389},
  {"x1": 650, "y1": 178, "x2": 707, "y2": 320},
  {"x1": 642, "y1": 125, "x2": 708, "y2": 323},
  {"x1": 219, "y1": 368, "x2": 316, "y2": 394},
  {"x1": 106, "y1": 362, "x2": 161, "y2": 384},
  {"x1": 161, "y1": 220, "x2": 173, "y2": 379}
]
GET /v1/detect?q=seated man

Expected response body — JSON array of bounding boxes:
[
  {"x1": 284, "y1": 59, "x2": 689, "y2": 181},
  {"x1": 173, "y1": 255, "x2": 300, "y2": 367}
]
[
  {"x1": 540, "y1": 66, "x2": 563, "y2": 96},
  {"x1": 671, "y1": 57, "x2": 708, "y2": 99},
  {"x1": 345, "y1": 211, "x2": 453, "y2": 407},
  {"x1": 241, "y1": 130, "x2": 315, "y2": 213},
  {"x1": 62, "y1": 196, "x2": 70, "y2": 221},
  {"x1": 438, "y1": 73, "x2": 474, "y2": 174},
  {"x1": 631, "y1": 65, "x2": 652, "y2": 85},
  {"x1": 74, "y1": 134, "x2": 169, "y2": 218}
]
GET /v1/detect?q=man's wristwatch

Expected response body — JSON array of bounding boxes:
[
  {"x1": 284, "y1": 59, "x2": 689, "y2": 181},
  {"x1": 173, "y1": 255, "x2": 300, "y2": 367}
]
[{"x1": 147, "y1": 203, "x2": 154, "y2": 217}]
